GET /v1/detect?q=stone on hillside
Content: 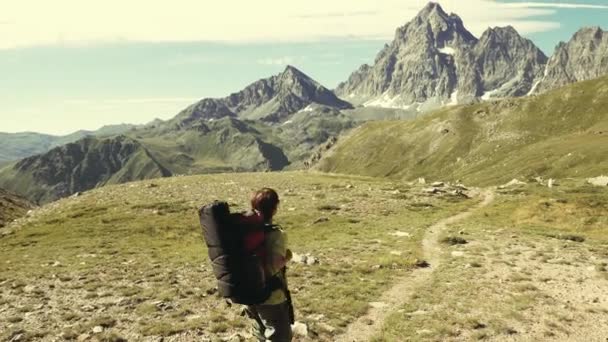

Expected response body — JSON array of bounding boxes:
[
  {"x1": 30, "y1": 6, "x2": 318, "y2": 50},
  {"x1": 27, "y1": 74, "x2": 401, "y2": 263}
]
[
  {"x1": 418, "y1": 178, "x2": 426, "y2": 184},
  {"x1": 502, "y1": 179, "x2": 526, "y2": 188},
  {"x1": 423, "y1": 188, "x2": 444, "y2": 194},
  {"x1": 292, "y1": 253, "x2": 319, "y2": 265},
  {"x1": 77, "y1": 334, "x2": 90, "y2": 341},
  {"x1": 587, "y1": 176, "x2": 608, "y2": 187},
  {"x1": 92, "y1": 326, "x2": 103, "y2": 334},
  {"x1": 451, "y1": 251, "x2": 465, "y2": 257},
  {"x1": 389, "y1": 231, "x2": 411, "y2": 238},
  {"x1": 317, "y1": 322, "x2": 336, "y2": 334},
  {"x1": 81, "y1": 305, "x2": 96, "y2": 312},
  {"x1": 369, "y1": 302, "x2": 389, "y2": 309},
  {"x1": 313, "y1": 217, "x2": 329, "y2": 224},
  {"x1": 547, "y1": 179, "x2": 557, "y2": 188},
  {"x1": 291, "y1": 322, "x2": 308, "y2": 337},
  {"x1": 431, "y1": 182, "x2": 445, "y2": 187},
  {"x1": 414, "y1": 259, "x2": 430, "y2": 268}
]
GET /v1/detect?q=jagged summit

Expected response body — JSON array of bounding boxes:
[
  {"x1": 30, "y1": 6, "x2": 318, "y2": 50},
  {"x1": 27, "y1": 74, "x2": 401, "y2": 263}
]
[
  {"x1": 173, "y1": 66, "x2": 351, "y2": 127},
  {"x1": 535, "y1": 26, "x2": 607, "y2": 93},
  {"x1": 397, "y1": 2, "x2": 477, "y2": 46},
  {"x1": 337, "y1": 4, "x2": 548, "y2": 108}
]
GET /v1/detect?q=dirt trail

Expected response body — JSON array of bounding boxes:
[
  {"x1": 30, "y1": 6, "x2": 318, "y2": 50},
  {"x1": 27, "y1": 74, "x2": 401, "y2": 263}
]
[{"x1": 336, "y1": 190, "x2": 495, "y2": 342}]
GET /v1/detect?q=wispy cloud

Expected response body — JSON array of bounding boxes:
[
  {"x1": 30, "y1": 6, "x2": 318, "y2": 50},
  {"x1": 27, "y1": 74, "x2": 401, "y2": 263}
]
[
  {"x1": 256, "y1": 57, "x2": 296, "y2": 66},
  {"x1": 166, "y1": 54, "x2": 225, "y2": 66},
  {"x1": 293, "y1": 10, "x2": 378, "y2": 19},
  {"x1": 1, "y1": 0, "x2": 605, "y2": 49},
  {"x1": 502, "y1": 2, "x2": 608, "y2": 9},
  {"x1": 64, "y1": 98, "x2": 198, "y2": 105}
]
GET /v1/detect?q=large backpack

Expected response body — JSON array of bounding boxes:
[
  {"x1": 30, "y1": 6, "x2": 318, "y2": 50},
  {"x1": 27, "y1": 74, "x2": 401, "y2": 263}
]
[{"x1": 198, "y1": 201, "x2": 281, "y2": 305}]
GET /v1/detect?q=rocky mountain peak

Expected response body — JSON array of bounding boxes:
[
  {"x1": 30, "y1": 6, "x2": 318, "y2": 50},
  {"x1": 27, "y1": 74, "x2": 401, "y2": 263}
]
[
  {"x1": 400, "y1": 1, "x2": 476, "y2": 47},
  {"x1": 535, "y1": 26, "x2": 607, "y2": 93},
  {"x1": 573, "y1": 26, "x2": 604, "y2": 40},
  {"x1": 171, "y1": 65, "x2": 351, "y2": 127}
]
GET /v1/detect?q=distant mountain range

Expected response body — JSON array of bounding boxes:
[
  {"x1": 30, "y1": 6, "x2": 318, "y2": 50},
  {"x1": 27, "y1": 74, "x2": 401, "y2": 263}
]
[
  {"x1": 337, "y1": 2, "x2": 607, "y2": 111},
  {"x1": 0, "y1": 124, "x2": 138, "y2": 163},
  {"x1": 0, "y1": 2, "x2": 606, "y2": 203},
  {"x1": 0, "y1": 67, "x2": 361, "y2": 203}
]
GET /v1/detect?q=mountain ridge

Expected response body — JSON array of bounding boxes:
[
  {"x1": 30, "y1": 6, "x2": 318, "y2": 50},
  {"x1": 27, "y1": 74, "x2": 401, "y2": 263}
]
[{"x1": 336, "y1": 2, "x2": 604, "y2": 111}]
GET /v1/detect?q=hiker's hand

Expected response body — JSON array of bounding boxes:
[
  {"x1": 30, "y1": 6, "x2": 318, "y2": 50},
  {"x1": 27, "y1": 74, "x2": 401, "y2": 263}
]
[{"x1": 286, "y1": 249, "x2": 293, "y2": 262}]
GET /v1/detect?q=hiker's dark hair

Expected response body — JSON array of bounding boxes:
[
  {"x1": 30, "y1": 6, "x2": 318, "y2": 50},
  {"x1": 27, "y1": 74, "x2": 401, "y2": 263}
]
[{"x1": 251, "y1": 188, "x2": 280, "y2": 221}]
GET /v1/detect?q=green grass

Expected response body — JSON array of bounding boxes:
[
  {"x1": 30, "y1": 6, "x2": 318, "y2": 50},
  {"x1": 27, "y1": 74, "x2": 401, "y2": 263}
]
[
  {"x1": 0, "y1": 171, "x2": 472, "y2": 340},
  {"x1": 373, "y1": 180, "x2": 608, "y2": 341},
  {"x1": 318, "y1": 76, "x2": 608, "y2": 186}
]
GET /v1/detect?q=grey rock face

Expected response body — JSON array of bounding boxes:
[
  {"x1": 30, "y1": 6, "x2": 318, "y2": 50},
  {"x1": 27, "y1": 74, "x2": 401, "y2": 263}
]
[
  {"x1": 536, "y1": 27, "x2": 608, "y2": 93},
  {"x1": 337, "y1": 2, "x2": 548, "y2": 108},
  {"x1": 174, "y1": 65, "x2": 352, "y2": 127},
  {"x1": 338, "y1": 2, "x2": 478, "y2": 107},
  {"x1": 474, "y1": 26, "x2": 548, "y2": 98}
]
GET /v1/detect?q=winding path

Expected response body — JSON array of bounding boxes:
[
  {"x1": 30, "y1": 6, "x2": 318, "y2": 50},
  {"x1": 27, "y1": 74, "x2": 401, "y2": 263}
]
[{"x1": 336, "y1": 190, "x2": 495, "y2": 342}]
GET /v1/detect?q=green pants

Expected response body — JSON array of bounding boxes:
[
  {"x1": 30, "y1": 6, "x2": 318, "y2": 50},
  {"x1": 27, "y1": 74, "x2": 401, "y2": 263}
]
[{"x1": 246, "y1": 302, "x2": 293, "y2": 342}]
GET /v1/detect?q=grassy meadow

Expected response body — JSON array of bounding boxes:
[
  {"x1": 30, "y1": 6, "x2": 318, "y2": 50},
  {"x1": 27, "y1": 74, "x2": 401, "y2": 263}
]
[
  {"x1": 373, "y1": 179, "x2": 608, "y2": 341},
  {"x1": 0, "y1": 171, "x2": 473, "y2": 341}
]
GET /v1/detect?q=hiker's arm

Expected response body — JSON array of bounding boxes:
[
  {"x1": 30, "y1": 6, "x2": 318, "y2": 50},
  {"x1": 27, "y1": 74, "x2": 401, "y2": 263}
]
[
  {"x1": 271, "y1": 253, "x2": 289, "y2": 270},
  {"x1": 268, "y1": 231, "x2": 290, "y2": 271}
]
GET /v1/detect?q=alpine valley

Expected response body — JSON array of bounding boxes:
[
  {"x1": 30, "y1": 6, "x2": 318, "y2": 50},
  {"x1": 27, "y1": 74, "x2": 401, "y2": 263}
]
[{"x1": 1, "y1": 2, "x2": 607, "y2": 204}]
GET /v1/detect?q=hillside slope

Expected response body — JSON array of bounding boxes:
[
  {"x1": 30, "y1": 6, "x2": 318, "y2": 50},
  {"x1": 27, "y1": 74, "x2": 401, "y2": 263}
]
[
  {"x1": 0, "y1": 188, "x2": 34, "y2": 228},
  {"x1": 0, "y1": 135, "x2": 170, "y2": 203},
  {"x1": 318, "y1": 76, "x2": 608, "y2": 185},
  {"x1": 0, "y1": 124, "x2": 137, "y2": 163}
]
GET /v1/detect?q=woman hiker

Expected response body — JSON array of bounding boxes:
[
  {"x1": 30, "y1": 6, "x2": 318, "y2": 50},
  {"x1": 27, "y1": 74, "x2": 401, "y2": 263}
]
[{"x1": 245, "y1": 188, "x2": 294, "y2": 341}]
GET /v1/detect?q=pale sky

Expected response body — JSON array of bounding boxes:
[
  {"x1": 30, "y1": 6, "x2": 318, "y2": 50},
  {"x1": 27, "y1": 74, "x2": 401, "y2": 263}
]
[{"x1": 1, "y1": 0, "x2": 607, "y2": 134}]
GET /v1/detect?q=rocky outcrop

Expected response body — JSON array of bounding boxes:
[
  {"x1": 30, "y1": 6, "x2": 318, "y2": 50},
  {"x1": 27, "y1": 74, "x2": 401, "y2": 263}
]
[
  {"x1": 474, "y1": 26, "x2": 548, "y2": 98},
  {"x1": 173, "y1": 65, "x2": 352, "y2": 127},
  {"x1": 535, "y1": 27, "x2": 608, "y2": 93},
  {"x1": 336, "y1": 2, "x2": 548, "y2": 108},
  {"x1": 0, "y1": 188, "x2": 34, "y2": 228}
]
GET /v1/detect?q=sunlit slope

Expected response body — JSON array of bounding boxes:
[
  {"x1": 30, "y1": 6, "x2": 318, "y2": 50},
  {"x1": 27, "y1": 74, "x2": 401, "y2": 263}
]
[{"x1": 317, "y1": 76, "x2": 608, "y2": 185}]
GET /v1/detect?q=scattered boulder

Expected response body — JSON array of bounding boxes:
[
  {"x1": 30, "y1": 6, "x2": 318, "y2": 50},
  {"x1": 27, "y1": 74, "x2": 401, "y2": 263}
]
[
  {"x1": 291, "y1": 322, "x2": 308, "y2": 337},
  {"x1": 389, "y1": 231, "x2": 411, "y2": 238},
  {"x1": 414, "y1": 259, "x2": 430, "y2": 268},
  {"x1": 292, "y1": 253, "x2": 319, "y2": 265},
  {"x1": 431, "y1": 182, "x2": 445, "y2": 187},
  {"x1": 92, "y1": 326, "x2": 103, "y2": 334},
  {"x1": 317, "y1": 322, "x2": 336, "y2": 334},
  {"x1": 587, "y1": 176, "x2": 608, "y2": 187},
  {"x1": 312, "y1": 217, "x2": 329, "y2": 224},
  {"x1": 422, "y1": 188, "x2": 444, "y2": 194},
  {"x1": 501, "y1": 179, "x2": 526, "y2": 188},
  {"x1": 418, "y1": 178, "x2": 426, "y2": 184},
  {"x1": 441, "y1": 236, "x2": 468, "y2": 245},
  {"x1": 369, "y1": 302, "x2": 389, "y2": 309}
]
